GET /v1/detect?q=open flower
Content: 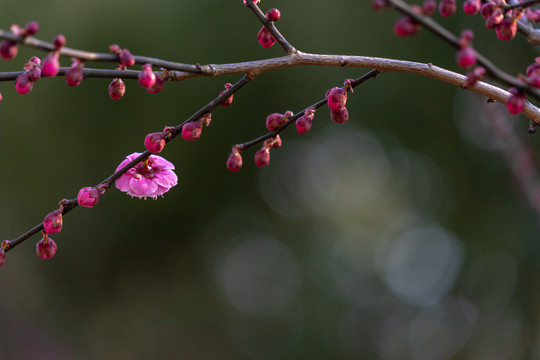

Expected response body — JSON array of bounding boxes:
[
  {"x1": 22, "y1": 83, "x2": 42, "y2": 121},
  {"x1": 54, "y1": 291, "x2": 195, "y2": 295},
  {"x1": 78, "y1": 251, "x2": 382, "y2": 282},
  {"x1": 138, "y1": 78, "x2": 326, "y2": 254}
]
[{"x1": 115, "y1": 152, "x2": 178, "y2": 199}]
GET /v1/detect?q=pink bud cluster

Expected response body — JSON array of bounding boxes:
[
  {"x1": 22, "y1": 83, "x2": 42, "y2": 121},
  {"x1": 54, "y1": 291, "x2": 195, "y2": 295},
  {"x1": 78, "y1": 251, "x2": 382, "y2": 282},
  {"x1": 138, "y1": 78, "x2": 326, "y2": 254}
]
[
  {"x1": 456, "y1": 29, "x2": 476, "y2": 69},
  {"x1": 255, "y1": 135, "x2": 281, "y2": 167},
  {"x1": 378, "y1": 0, "x2": 523, "y2": 42},
  {"x1": 38, "y1": 187, "x2": 102, "y2": 262},
  {"x1": 182, "y1": 113, "x2": 212, "y2": 141},
  {"x1": 15, "y1": 56, "x2": 41, "y2": 94},
  {"x1": 478, "y1": 1, "x2": 518, "y2": 41},
  {"x1": 2, "y1": 183, "x2": 106, "y2": 265},
  {"x1": 0, "y1": 21, "x2": 39, "y2": 60},
  {"x1": 106, "y1": 45, "x2": 138, "y2": 99},
  {"x1": 37, "y1": 206, "x2": 62, "y2": 258},
  {"x1": 326, "y1": 79, "x2": 353, "y2": 124},
  {"x1": 501, "y1": 57, "x2": 540, "y2": 115},
  {"x1": 257, "y1": 8, "x2": 281, "y2": 48}
]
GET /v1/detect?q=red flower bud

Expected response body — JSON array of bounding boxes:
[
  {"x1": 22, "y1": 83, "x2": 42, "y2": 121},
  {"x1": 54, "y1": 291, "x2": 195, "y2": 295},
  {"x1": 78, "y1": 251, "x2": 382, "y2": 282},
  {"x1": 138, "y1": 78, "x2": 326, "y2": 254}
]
[
  {"x1": 266, "y1": 8, "x2": 281, "y2": 21},
  {"x1": 42, "y1": 54, "x2": 60, "y2": 77},
  {"x1": 108, "y1": 78, "x2": 126, "y2": 100},
  {"x1": 439, "y1": 0, "x2": 456, "y2": 17},
  {"x1": 36, "y1": 235, "x2": 57, "y2": 260},
  {"x1": 266, "y1": 113, "x2": 287, "y2": 131},
  {"x1": 23, "y1": 21, "x2": 39, "y2": 36},
  {"x1": 254, "y1": 148, "x2": 271, "y2": 167},
  {"x1": 0, "y1": 41, "x2": 18, "y2": 59},
  {"x1": 257, "y1": 27, "x2": 276, "y2": 48},
  {"x1": 227, "y1": 151, "x2": 243, "y2": 172},
  {"x1": 144, "y1": 132, "x2": 166, "y2": 153},
  {"x1": 326, "y1": 87, "x2": 348, "y2": 111},
  {"x1": 66, "y1": 66, "x2": 84, "y2": 86},
  {"x1": 496, "y1": 17, "x2": 517, "y2": 41},
  {"x1": 77, "y1": 187, "x2": 100, "y2": 208},
  {"x1": 456, "y1": 47, "x2": 476, "y2": 69},
  {"x1": 182, "y1": 121, "x2": 203, "y2": 141},
  {"x1": 43, "y1": 210, "x2": 63, "y2": 235},
  {"x1": 53, "y1": 34, "x2": 66, "y2": 49},
  {"x1": 506, "y1": 88, "x2": 526, "y2": 115},
  {"x1": 138, "y1": 64, "x2": 156, "y2": 88},
  {"x1": 119, "y1": 48, "x2": 135, "y2": 67},
  {"x1": 331, "y1": 107, "x2": 349, "y2": 124}
]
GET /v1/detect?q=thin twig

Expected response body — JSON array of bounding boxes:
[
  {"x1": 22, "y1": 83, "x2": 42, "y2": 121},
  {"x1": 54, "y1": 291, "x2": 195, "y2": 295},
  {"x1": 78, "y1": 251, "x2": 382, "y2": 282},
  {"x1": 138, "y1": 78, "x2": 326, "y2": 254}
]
[
  {"x1": 517, "y1": 18, "x2": 540, "y2": 45},
  {"x1": 0, "y1": 29, "x2": 203, "y2": 73},
  {"x1": 245, "y1": 1, "x2": 296, "y2": 54},
  {"x1": 385, "y1": 0, "x2": 540, "y2": 103},
  {"x1": 237, "y1": 69, "x2": 380, "y2": 151}
]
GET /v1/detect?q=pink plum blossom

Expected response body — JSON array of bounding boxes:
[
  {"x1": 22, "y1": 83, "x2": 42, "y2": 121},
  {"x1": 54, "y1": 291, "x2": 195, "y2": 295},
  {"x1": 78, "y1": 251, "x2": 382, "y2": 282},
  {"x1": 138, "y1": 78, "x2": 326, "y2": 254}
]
[{"x1": 115, "y1": 152, "x2": 178, "y2": 199}]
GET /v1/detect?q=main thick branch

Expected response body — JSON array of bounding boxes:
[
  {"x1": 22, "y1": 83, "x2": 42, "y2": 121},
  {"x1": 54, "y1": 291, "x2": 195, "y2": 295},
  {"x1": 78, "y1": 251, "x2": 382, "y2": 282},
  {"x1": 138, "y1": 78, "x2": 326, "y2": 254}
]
[
  {"x1": 1, "y1": 29, "x2": 537, "y2": 123},
  {"x1": 169, "y1": 52, "x2": 540, "y2": 124}
]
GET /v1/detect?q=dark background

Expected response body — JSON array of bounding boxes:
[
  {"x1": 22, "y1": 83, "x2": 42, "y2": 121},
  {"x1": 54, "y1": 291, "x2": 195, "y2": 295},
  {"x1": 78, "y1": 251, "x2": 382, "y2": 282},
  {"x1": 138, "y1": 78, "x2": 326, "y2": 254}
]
[{"x1": 1, "y1": 1, "x2": 539, "y2": 359}]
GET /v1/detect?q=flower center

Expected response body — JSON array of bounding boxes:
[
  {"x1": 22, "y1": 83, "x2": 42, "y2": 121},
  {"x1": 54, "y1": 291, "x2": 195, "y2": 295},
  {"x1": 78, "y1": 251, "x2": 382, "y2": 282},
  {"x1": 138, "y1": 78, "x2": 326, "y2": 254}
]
[{"x1": 135, "y1": 158, "x2": 157, "y2": 179}]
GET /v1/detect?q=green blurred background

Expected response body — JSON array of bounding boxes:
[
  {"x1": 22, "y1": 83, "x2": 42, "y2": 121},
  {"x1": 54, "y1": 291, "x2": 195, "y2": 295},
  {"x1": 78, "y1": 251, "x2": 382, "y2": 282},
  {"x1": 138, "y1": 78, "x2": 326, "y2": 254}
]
[{"x1": 1, "y1": 1, "x2": 540, "y2": 359}]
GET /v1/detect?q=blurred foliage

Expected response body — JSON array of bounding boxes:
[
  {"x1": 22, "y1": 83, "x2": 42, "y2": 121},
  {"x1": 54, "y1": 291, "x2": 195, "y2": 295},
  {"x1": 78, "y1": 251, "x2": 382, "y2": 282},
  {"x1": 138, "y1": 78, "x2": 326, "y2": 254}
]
[{"x1": 1, "y1": 1, "x2": 540, "y2": 359}]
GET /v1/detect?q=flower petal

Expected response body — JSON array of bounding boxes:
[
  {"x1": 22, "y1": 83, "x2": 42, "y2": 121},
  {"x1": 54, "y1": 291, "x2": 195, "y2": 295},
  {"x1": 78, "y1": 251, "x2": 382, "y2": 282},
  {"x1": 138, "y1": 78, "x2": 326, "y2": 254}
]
[
  {"x1": 130, "y1": 177, "x2": 158, "y2": 197},
  {"x1": 154, "y1": 185, "x2": 169, "y2": 197},
  {"x1": 153, "y1": 170, "x2": 178, "y2": 188},
  {"x1": 151, "y1": 155, "x2": 175, "y2": 170},
  {"x1": 116, "y1": 152, "x2": 144, "y2": 172},
  {"x1": 115, "y1": 174, "x2": 132, "y2": 192}
]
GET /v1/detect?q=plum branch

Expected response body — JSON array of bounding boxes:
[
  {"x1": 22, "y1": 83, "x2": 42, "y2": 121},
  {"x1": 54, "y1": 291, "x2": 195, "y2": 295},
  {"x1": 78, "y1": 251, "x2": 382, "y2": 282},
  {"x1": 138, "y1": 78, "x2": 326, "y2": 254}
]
[
  {"x1": 385, "y1": 0, "x2": 540, "y2": 101},
  {"x1": 2, "y1": 0, "x2": 540, "y2": 266},
  {"x1": 0, "y1": 29, "x2": 201, "y2": 73},
  {"x1": 0, "y1": 39, "x2": 537, "y2": 122},
  {"x1": 235, "y1": 69, "x2": 380, "y2": 151},
  {"x1": 3, "y1": 73, "x2": 253, "y2": 254}
]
